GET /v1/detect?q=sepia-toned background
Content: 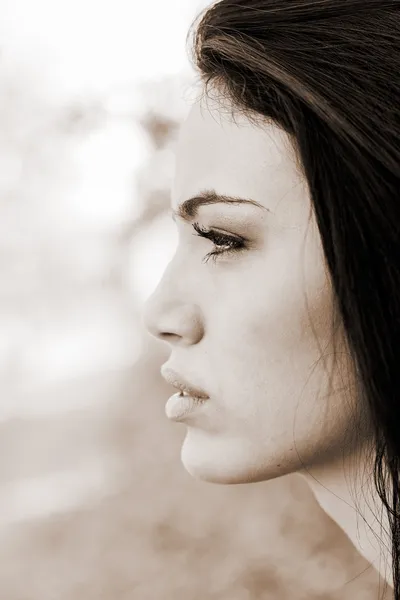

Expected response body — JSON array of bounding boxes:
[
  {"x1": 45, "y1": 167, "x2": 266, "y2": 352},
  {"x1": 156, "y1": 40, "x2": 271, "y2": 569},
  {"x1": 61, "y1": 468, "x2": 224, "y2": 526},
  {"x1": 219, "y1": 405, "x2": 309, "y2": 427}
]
[{"x1": 0, "y1": 1, "x2": 393, "y2": 598}]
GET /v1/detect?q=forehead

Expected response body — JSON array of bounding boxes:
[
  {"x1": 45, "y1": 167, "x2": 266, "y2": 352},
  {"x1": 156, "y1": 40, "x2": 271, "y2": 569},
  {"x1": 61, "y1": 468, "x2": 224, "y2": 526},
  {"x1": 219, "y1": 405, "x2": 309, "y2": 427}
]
[{"x1": 171, "y1": 96, "x2": 301, "y2": 210}]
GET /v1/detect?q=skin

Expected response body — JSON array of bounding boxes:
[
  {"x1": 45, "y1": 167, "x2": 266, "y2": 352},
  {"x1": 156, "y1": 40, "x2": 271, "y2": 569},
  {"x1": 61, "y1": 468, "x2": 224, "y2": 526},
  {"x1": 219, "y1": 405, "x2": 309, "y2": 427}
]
[{"x1": 142, "y1": 92, "x2": 393, "y2": 589}]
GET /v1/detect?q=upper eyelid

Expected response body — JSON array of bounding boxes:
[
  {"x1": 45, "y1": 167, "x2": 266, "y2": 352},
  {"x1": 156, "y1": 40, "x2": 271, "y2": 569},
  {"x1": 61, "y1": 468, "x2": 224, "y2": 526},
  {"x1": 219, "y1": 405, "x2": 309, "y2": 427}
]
[
  {"x1": 171, "y1": 210, "x2": 243, "y2": 235},
  {"x1": 192, "y1": 223, "x2": 244, "y2": 242},
  {"x1": 173, "y1": 216, "x2": 252, "y2": 248}
]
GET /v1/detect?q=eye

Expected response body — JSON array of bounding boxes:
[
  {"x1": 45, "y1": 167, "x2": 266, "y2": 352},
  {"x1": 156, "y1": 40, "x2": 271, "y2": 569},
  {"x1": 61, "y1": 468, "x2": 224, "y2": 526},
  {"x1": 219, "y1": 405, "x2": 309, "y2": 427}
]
[{"x1": 192, "y1": 221, "x2": 246, "y2": 264}]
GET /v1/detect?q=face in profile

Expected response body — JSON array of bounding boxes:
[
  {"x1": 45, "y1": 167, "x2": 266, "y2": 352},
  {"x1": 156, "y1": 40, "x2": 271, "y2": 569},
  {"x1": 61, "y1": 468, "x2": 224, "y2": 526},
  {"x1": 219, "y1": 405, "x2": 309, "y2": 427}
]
[{"x1": 143, "y1": 92, "x2": 365, "y2": 485}]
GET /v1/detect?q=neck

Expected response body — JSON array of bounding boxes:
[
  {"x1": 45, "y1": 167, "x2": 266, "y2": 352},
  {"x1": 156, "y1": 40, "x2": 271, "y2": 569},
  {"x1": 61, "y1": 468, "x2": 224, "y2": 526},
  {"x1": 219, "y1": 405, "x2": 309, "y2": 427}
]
[{"x1": 297, "y1": 441, "x2": 394, "y2": 590}]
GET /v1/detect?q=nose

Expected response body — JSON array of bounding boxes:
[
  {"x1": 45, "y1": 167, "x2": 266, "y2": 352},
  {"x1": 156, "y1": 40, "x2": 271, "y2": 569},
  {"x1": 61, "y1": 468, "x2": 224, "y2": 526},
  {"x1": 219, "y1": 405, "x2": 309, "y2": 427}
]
[{"x1": 142, "y1": 265, "x2": 204, "y2": 347}]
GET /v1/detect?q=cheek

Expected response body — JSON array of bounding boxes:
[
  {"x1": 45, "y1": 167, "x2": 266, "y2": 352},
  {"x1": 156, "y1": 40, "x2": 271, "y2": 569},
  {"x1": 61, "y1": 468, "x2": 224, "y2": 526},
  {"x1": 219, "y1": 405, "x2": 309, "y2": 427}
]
[
  {"x1": 205, "y1": 223, "x2": 337, "y2": 399},
  {"x1": 207, "y1": 259, "x2": 340, "y2": 421},
  {"x1": 212, "y1": 260, "x2": 333, "y2": 365}
]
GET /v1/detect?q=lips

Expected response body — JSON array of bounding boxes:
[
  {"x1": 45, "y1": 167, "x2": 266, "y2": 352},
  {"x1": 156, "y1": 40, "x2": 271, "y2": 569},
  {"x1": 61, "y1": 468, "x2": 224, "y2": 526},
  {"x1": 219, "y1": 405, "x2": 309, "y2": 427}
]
[{"x1": 161, "y1": 365, "x2": 210, "y2": 400}]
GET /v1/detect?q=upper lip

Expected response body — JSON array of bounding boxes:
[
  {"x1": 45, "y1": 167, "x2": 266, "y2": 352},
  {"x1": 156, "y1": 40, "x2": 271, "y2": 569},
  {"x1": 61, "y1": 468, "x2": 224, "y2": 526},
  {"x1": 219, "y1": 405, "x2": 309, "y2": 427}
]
[{"x1": 161, "y1": 365, "x2": 210, "y2": 399}]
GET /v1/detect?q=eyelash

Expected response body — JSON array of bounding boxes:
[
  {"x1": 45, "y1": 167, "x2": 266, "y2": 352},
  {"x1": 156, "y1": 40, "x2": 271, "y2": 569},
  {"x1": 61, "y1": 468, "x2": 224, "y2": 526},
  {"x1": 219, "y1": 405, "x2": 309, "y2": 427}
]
[{"x1": 192, "y1": 221, "x2": 246, "y2": 264}]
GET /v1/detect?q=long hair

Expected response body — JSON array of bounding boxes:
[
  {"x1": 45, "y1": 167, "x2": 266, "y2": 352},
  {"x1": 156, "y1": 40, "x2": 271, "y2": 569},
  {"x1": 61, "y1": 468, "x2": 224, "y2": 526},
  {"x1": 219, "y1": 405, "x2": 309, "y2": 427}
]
[{"x1": 185, "y1": 0, "x2": 400, "y2": 597}]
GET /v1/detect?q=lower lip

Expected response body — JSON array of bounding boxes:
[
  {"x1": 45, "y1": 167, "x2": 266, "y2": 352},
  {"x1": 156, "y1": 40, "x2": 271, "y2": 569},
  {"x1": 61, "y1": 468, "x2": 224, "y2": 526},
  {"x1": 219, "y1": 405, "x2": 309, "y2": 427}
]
[{"x1": 165, "y1": 392, "x2": 209, "y2": 422}]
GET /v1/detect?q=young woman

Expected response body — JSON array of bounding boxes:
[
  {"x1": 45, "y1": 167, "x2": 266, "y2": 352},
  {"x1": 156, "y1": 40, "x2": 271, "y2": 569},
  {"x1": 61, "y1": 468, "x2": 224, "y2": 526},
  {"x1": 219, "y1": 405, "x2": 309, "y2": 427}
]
[{"x1": 143, "y1": 1, "x2": 400, "y2": 596}]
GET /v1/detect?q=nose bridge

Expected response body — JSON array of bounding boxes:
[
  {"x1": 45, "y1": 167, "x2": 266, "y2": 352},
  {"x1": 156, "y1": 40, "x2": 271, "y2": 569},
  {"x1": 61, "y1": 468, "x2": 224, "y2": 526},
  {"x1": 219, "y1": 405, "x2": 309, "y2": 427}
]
[
  {"x1": 142, "y1": 254, "x2": 204, "y2": 345},
  {"x1": 143, "y1": 259, "x2": 175, "y2": 324}
]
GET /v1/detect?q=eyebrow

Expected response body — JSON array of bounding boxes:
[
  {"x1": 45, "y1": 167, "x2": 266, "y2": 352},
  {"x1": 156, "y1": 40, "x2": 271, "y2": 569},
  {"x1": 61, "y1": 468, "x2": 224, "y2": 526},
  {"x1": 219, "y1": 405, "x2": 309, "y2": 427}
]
[{"x1": 170, "y1": 189, "x2": 270, "y2": 222}]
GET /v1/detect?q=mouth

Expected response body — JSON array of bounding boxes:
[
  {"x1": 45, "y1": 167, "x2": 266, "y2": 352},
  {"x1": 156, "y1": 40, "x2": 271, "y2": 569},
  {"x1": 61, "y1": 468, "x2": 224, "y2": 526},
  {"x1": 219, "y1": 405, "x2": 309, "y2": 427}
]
[{"x1": 161, "y1": 365, "x2": 210, "y2": 400}]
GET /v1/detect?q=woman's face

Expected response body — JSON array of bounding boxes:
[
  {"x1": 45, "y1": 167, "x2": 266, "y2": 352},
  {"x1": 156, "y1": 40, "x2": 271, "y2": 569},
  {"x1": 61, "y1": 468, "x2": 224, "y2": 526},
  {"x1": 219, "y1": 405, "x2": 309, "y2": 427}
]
[{"x1": 143, "y1": 94, "x2": 362, "y2": 485}]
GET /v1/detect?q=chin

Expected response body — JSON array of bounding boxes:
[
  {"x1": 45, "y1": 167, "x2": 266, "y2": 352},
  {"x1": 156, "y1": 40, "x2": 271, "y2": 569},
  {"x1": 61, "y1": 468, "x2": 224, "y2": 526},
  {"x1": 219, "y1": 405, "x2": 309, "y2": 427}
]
[{"x1": 179, "y1": 428, "x2": 289, "y2": 485}]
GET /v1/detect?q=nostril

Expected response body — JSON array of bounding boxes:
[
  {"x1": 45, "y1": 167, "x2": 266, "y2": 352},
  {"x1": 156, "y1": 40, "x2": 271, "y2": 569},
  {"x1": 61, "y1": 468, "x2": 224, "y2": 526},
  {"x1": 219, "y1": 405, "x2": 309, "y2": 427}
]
[{"x1": 159, "y1": 332, "x2": 181, "y2": 342}]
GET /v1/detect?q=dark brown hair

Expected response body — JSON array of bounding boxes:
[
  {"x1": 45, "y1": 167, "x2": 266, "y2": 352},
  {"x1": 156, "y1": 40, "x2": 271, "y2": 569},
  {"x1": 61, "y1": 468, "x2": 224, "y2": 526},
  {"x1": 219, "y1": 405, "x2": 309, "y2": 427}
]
[{"x1": 186, "y1": 0, "x2": 400, "y2": 597}]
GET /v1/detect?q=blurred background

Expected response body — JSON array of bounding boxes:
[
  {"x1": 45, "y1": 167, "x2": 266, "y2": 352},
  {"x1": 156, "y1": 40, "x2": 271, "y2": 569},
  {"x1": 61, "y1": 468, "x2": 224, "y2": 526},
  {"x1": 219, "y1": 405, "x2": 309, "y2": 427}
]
[{"x1": 0, "y1": 0, "x2": 393, "y2": 598}]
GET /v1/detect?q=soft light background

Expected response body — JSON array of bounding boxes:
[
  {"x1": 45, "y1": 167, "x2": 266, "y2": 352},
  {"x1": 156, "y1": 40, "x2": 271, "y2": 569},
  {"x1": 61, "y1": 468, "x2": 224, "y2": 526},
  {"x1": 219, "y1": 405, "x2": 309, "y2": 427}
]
[{"x1": 0, "y1": 1, "x2": 393, "y2": 598}]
